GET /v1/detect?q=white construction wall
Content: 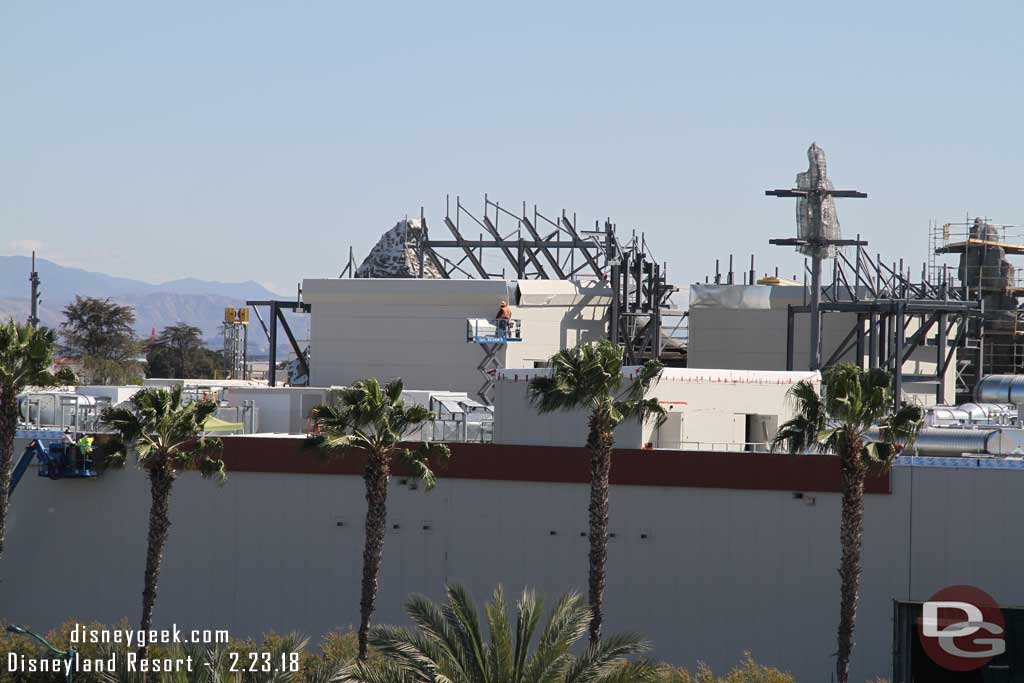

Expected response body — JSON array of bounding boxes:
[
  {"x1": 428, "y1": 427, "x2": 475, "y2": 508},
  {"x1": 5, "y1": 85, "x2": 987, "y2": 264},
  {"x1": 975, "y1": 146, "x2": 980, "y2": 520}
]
[
  {"x1": 3, "y1": 453, "x2": 1024, "y2": 683},
  {"x1": 304, "y1": 278, "x2": 609, "y2": 401},
  {"x1": 687, "y1": 284, "x2": 957, "y2": 405}
]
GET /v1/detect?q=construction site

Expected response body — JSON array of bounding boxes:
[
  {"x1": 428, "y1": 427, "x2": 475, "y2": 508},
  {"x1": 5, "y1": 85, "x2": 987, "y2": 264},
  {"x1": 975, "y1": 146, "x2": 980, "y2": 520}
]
[{"x1": 5, "y1": 146, "x2": 1024, "y2": 682}]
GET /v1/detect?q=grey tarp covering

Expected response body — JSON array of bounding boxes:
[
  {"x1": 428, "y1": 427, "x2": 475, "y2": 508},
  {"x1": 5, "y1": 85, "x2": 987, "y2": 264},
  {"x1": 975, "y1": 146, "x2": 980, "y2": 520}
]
[{"x1": 795, "y1": 143, "x2": 842, "y2": 258}]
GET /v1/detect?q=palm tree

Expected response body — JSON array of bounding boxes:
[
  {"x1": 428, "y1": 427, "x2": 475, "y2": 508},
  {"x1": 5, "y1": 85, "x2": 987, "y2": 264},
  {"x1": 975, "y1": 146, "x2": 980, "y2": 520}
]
[
  {"x1": 101, "y1": 385, "x2": 226, "y2": 660},
  {"x1": 528, "y1": 340, "x2": 665, "y2": 644},
  {"x1": 0, "y1": 319, "x2": 66, "y2": 562},
  {"x1": 341, "y1": 583, "x2": 658, "y2": 683},
  {"x1": 771, "y1": 364, "x2": 923, "y2": 683},
  {"x1": 310, "y1": 377, "x2": 451, "y2": 661}
]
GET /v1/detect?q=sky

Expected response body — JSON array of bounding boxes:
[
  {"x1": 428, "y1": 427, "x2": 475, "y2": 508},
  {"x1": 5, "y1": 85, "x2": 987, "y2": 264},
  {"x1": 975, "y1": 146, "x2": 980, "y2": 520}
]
[{"x1": 2, "y1": 1, "x2": 1022, "y2": 295}]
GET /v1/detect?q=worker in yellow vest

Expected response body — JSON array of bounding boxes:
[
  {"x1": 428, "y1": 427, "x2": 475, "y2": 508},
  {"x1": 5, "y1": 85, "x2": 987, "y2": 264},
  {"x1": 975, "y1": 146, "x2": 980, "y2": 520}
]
[{"x1": 75, "y1": 434, "x2": 94, "y2": 469}]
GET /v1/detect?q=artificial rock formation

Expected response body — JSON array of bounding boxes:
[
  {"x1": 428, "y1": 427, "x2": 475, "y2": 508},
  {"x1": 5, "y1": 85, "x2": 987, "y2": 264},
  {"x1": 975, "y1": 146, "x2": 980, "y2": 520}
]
[{"x1": 355, "y1": 218, "x2": 442, "y2": 279}]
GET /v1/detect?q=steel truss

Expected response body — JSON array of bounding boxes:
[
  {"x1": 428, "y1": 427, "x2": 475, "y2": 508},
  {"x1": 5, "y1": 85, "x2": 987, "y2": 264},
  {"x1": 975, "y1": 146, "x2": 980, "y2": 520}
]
[
  {"x1": 779, "y1": 243, "x2": 981, "y2": 405},
  {"x1": 246, "y1": 299, "x2": 311, "y2": 387},
  {"x1": 411, "y1": 195, "x2": 680, "y2": 365}
]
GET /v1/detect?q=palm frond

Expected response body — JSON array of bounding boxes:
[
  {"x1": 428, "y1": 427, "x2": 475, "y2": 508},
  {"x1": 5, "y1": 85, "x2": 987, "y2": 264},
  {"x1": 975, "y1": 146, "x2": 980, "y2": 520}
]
[
  {"x1": 443, "y1": 584, "x2": 489, "y2": 682},
  {"x1": 563, "y1": 632, "x2": 651, "y2": 683},
  {"x1": 771, "y1": 380, "x2": 825, "y2": 454},
  {"x1": 398, "y1": 442, "x2": 450, "y2": 491},
  {"x1": 513, "y1": 589, "x2": 543, "y2": 681},
  {"x1": 486, "y1": 586, "x2": 513, "y2": 679},
  {"x1": 522, "y1": 591, "x2": 589, "y2": 682}
]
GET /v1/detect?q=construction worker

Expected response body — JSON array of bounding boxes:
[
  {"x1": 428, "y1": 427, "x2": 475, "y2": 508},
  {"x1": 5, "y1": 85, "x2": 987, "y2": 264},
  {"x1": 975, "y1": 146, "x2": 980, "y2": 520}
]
[
  {"x1": 495, "y1": 300, "x2": 512, "y2": 334},
  {"x1": 75, "y1": 434, "x2": 94, "y2": 470}
]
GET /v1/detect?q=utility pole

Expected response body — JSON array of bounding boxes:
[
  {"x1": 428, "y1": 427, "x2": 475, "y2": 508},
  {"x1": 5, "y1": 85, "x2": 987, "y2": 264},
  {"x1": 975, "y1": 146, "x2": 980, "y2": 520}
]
[
  {"x1": 28, "y1": 251, "x2": 40, "y2": 327},
  {"x1": 767, "y1": 144, "x2": 867, "y2": 370}
]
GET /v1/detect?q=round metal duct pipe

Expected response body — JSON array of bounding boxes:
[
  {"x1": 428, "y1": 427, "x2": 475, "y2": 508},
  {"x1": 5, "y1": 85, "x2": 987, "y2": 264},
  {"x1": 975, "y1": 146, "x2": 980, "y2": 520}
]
[
  {"x1": 911, "y1": 428, "x2": 997, "y2": 456},
  {"x1": 1009, "y1": 377, "x2": 1024, "y2": 405},
  {"x1": 927, "y1": 406, "x2": 972, "y2": 426},
  {"x1": 975, "y1": 375, "x2": 1024, "y2": 405},
  {"x1": 867, "y1": 426, "x2": 997, "y2": 456}
]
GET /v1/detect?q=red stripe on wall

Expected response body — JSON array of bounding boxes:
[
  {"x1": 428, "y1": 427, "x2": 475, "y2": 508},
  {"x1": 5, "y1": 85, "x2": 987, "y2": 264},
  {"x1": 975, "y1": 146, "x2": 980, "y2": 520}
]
[{"x1": 220, "y1": 437, "x2": 891, "y2": 495}]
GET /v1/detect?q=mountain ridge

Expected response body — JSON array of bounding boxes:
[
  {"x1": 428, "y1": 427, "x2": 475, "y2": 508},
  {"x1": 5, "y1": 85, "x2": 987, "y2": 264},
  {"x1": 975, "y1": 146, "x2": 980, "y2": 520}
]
[{"x1": 0, "y1": 255, "x2": 302, "y2": 355}]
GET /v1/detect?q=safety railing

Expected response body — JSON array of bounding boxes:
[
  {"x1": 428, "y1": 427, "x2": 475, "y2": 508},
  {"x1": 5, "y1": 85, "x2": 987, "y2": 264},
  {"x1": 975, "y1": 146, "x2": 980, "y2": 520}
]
[
  {"x1": 466, "y1": 318, "x2": 522, "y2": 344},
  {"x1": 673, "y1": 441, "x2": 774, "y2": 453}
]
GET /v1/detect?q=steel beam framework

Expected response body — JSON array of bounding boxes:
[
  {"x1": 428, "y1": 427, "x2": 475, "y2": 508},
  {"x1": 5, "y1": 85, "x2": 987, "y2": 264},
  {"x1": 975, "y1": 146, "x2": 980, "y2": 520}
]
[
  {"x1": 776, "y1": 249, "x2": 981, "y2": 405},
  {"x1": 410, "y1": 195, "x2": 680, "y2": 366},
  {"x1": 246, "y1": 299, "x2": 311, "y2": 387}
]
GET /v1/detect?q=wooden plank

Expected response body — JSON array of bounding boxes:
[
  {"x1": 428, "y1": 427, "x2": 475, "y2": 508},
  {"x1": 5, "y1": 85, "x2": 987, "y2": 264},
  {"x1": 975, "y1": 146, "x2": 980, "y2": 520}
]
[{"x1": 935, "y1": 238, "x2": 1024, "y2": 255}]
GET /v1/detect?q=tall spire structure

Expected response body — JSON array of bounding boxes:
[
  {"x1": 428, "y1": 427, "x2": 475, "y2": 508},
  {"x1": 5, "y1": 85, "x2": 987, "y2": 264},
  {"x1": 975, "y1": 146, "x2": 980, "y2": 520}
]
[{"x1": 767, "y1": 144, "x2": 867, "y2": 370}]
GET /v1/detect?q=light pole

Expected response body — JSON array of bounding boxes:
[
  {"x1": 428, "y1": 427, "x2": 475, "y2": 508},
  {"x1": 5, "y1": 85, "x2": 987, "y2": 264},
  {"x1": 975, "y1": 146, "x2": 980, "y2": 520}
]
[{"x1": 6, "y1": 624, "x2": 77, "y2": 682}]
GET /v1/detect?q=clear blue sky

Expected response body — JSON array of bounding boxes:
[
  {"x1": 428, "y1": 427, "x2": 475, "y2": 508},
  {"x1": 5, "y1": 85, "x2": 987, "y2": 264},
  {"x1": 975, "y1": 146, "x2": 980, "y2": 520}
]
[{"x1": 2, "y1": 1, "x2": 1021, "y2": 294}]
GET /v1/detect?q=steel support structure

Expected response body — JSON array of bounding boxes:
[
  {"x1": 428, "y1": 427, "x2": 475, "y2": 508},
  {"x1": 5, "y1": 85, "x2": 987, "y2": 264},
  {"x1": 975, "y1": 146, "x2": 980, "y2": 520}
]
[
  {"x1": 785, "y1": 299, "x2": 978, "y2": 406},
  {"x1": 766, "y1": 184, "x2": 868, "y2": 370},
  {"x1": 409, "y1": 195, "x2": 681, "y2": 366},
  {"x1": 28, "y1": 251, "x2": 40, "y2": 327},
  {"x1": 246, "y1": 299, "x2": 311, "y2": 387}
]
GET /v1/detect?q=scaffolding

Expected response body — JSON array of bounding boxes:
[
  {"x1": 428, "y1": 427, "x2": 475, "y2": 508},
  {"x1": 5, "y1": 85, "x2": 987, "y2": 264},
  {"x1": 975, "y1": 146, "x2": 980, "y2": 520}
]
[
  {"x1": 222, "y1": 307, "x2": 249, "y2": 380},
  {"x1": 930, "y1": 217, "x2": 1024, "y2": 400}
]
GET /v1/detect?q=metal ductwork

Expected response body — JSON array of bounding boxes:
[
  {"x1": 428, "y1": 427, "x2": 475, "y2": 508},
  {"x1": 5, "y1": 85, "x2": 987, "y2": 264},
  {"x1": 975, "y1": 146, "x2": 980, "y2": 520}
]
[
  {"x1": 975, "y1": 374, "x2": 1024, "y2": 405},
  {"x1": 868, "y1": 425, "x2": 1024, "y2": 457},
  {"x1": 910, "y1": 428, "x2": 999, "y2": 456}
]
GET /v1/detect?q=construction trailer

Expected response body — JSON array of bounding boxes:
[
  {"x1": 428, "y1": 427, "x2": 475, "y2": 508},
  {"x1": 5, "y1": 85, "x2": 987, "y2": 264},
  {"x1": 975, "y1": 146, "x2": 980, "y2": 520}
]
[{"x1": 492, "y1": 367, "x2": 819, "y2": 450}]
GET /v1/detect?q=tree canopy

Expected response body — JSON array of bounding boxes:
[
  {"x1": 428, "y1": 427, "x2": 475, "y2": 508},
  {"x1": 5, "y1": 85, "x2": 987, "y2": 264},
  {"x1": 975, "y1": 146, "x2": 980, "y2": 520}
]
[
  {"x1": 0, "y1": 320, "x2": 62, "y2": 394},
  {"x1": 59, "y1": 296, "x2": 142, "y2": 384},
  {"x1": 528, "y1": 340, "x2": 665, "y2": 430},
  {"x1": 341, "y1": 584, "x2": 656, "y2": 683},
  {"x1": 772, "y1": 365, "x2": 924, "y2": 464},
  {"x1": 146, "y1": 323, "x2": 222, "y2": 379},
  {"x1": 101, "y1": 384, "x2": 225, "y2": 480}
]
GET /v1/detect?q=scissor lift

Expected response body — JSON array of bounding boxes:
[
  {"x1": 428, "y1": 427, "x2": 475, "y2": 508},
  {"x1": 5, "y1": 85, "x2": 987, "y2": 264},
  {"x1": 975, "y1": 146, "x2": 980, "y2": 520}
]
[{"x1": 466, "y1": 318, "x2": 522, "y2": 405}]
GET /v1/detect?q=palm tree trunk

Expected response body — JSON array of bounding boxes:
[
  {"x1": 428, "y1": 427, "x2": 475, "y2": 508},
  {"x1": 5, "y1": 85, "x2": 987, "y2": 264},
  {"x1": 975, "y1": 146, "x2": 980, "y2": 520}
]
[
  {"x1": 358, "y1": 450, "x2": 389, "y2": 660},
  {"x1": 139, "y1": 465, "x2": 174, "y2": 661},
  {"x1": 586, "y1": 411, "x2": 614, "y2": 645},
  {"x1": 0, "y1": 387, "x2": 17, "y2": 562},
  {"x1": 835, "y1": 446, "x2": 867, "y2": 683}
]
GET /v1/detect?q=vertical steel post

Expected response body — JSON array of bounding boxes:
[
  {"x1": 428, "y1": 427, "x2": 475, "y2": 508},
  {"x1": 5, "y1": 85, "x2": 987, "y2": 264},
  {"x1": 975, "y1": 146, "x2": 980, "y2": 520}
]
[
  {"x1": 809, "y1": 254, "x2": 823, "y2": 370},
  {"x1": 936, "y1": 312, "x2": 947, "y2": 404},
  {"x1": 28, "y1": 251, "x2": 40, "y2": 327},
  {"x1": 786, "y1": 305, "x2": 795, "y2": 371},
  {"x1": 868, "y1": 312, "x2": 878, "y2": 369},
  {"x1": 878, "y1": 314, "x2": 888, "y2": 370},
  {"x1": 894, "y1": 302, "x2": 905, "y2": 406},
  {"x1": 855, "y1": 313, "x2": 865, "y2": 369},
  {"x1": 609, "y1": 264, "x2": 620, "y2": 345},
  {"x1": 268, "y1": 302, "x2": 278, "y2": 387}
]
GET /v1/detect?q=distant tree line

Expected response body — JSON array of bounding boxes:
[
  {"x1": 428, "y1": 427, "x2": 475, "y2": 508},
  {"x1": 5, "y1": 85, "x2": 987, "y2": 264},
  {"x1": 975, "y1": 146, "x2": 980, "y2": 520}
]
[{"x1": 58, "y1": 296, "x2": 222, "y2": 384}]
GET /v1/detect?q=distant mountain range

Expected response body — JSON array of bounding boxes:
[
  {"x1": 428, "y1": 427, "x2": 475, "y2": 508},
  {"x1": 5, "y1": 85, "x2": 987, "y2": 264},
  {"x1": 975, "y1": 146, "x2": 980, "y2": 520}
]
[{"x1": 0, "y1": 255, "x2": 306, "y2": 357}]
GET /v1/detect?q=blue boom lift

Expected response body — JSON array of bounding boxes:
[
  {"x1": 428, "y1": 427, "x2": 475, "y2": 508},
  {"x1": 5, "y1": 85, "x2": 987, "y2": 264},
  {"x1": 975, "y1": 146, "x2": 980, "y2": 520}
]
[{"x1": 8, "y1": 439, "x2": 98, "y2": 497}]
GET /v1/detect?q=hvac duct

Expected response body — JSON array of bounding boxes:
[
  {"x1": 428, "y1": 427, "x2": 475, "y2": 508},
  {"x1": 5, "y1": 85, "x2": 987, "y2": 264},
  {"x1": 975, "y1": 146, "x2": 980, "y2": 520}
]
[
  {"x1": 975, "y1": 375, "x2": 1024, "y2": 404},
  {"x1": 17, "y1": 392, "x2": 98, "y2": 428},
  {"x1": 926, "y1": 403, "x2": 1017, "y2": 427},
  {"x1": 867, "y1": 426, "x2": 1024, "y2": 456},
  {"x1": 911, "y1": 428, "x2": 997, "y2": 456}
]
